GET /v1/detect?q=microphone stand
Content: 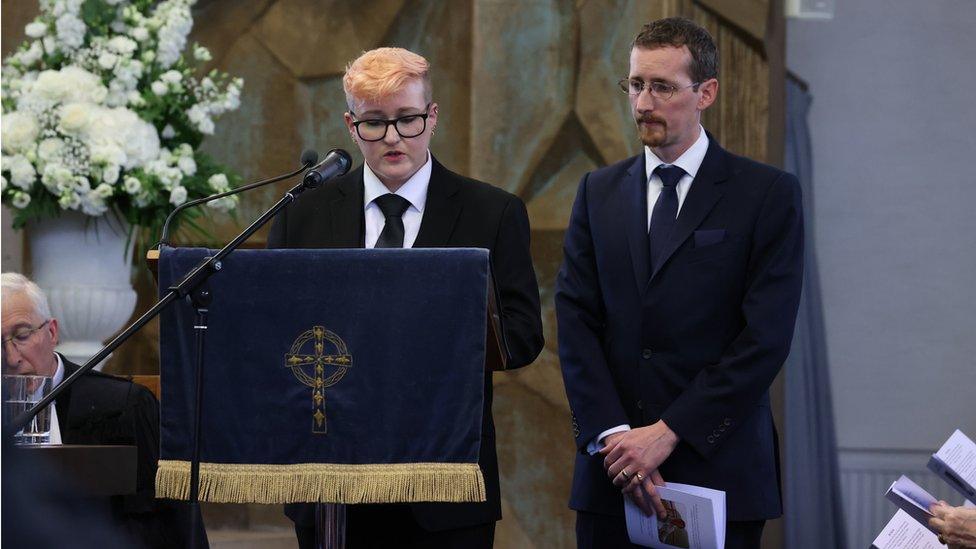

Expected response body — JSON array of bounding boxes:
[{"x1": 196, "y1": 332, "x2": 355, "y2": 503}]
[{"x1": 9, "y1": 174, "x2": 324, "y2": 549}]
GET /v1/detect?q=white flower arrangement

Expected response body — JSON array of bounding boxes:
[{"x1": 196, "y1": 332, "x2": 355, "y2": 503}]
[{"x1": 1, "y1": 0, "x2": 243, "y2": 243}]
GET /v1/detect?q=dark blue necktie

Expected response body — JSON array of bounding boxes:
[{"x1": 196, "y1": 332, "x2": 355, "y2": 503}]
[
  {"x1": 374, "y1": 194, "x2": 411, "y2": 248},
  {"x1": 648, "y1": 165, "x2": 685, "y2": 272}
]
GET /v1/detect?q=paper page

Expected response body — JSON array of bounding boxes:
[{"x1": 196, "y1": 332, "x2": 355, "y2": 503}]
[
  {"x1": 624, "y1": 482, "x2": 725, "y2": 549},
  {"x1": 871, "y1": 510, "x2": 943, "y2": 549},
  {"x1": 930, "y1": 429, "x2": 976, "y2": 500},
  {"x1": 885, "y1": 475, "x2": 939, "y2": 534}
]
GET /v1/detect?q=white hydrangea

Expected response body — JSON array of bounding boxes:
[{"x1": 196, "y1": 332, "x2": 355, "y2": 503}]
[
  {"x1": 1, "y1": 111, "x2": 40, "y2": 154},
  {"x1": 98, "y1": 52, "x2": 118, "y2": 70},
  {"x1": 151, "y1": 81, "x2": 168, "y2": 96},
  {"x1": 107, "y1": 36, "x2": 137, "y2": 55},
  {"x1": 57, "y1": 102, "x2": 92, "y2": 134},
  {"x1": 83, "y1": 106, "x2": 160, "y2": 169},
  {"x1": 17, "y1": 42, "x2": 44, "y2": 67},
  {"x1": 55, "y1": 13, "x2": 86, "y2": 50},
  {"x1": 160, "y1": 69, "x2": 182, "y2": 84},
  {"x1": 193, "y1": 45, "x2": 211, "y2": 62},
  {"x1": 25, "y1": 21, "x2": 48, "y2": 39},
  {"x1": 129, "y1": 26, "x2": 149, "y2": 42}
]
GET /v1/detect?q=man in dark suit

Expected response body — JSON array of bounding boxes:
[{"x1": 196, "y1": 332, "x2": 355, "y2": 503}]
[
  {"x1": 556, "y1": 18, "x2": 803, "y2": 549},
  {"x1": 1, "y1": 272, "x2": 197, "y2": 548},
  {"x1": 268, "y1": 47, "x2": 544, "y2": 549}
]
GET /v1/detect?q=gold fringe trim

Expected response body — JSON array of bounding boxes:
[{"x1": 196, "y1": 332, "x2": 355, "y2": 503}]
[{"x1": 155, "y1": 461, "x2": 486, "y2": 504}]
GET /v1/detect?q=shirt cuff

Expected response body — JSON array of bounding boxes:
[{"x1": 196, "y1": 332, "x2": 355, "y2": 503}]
[{"x1": 586, "y1": 424, "x2": 631, "y2": 455}]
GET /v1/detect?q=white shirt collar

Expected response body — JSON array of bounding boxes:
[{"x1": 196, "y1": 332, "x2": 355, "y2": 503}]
[
  {"x1": 363, "y1": 151, "x2": 432, "y2": 214},
  {"x1": 52, "y1": 352, "x2": 65, "y2": 387},
  {"x1": 644, "y1": 124, "x2": 710, "y2": 181}
]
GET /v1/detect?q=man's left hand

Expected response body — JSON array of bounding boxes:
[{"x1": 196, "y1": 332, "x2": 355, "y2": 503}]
[{"x1": 601, "y1": 420, "x2": 679, "y2": 487}]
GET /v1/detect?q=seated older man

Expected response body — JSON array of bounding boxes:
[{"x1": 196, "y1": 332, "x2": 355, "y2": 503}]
[{"x1": 2, "y1": 272, "x2": 197, "y2": 548}]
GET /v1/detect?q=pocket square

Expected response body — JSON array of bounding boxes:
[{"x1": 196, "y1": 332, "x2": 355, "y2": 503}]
[{"x1": 694, "y1": 229, "x2": 726, "y2": 247}]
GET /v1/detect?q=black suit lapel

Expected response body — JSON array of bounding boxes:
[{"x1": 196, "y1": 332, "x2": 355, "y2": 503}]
[
  {"x1": 329, "y1": 168, "x2": 366, "y2": 248},
  {"x1": 414, "y1": 158, "x2": 461, "y2": 247},
  {"x1": 622, "y1": 155, "x2": 651, "y2": 292},
  {"x1": 649, "y1": 136, "x2": 729, "y2": 281},
  {"x1": 55, "y1": 355, "x2": 77, "y2": 439}
]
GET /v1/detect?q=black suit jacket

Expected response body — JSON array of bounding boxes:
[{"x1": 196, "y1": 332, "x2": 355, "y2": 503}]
[
  {"x1": 55, "y1": 357, "x2": 198, "y2": 548},
  {"x1": 556, "y1": 135, "x2": 803, "y2": 521},
  {"x1": 269, "y1": 157, "x2": 544, "y2": 531}
]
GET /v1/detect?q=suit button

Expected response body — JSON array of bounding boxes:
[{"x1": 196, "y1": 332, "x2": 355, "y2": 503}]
[
  {"x1": 641, "y1": 349, "x2": 652, "y2": 359},
  {"x1": 636, "y1": 400, "x2": 644, "y2": 410},
  {"x1": 707, "y1": 435, "x2": 715, "y2": 443}
]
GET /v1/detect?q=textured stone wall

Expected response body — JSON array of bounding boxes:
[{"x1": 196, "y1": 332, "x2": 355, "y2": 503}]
[{"x1": 2, "y1": 1, "x2": 774, "y2": 546}]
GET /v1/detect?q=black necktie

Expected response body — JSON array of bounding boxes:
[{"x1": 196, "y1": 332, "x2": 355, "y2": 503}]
[
  {"x1": 648, "y1": 165, "x2": 685, "y2": 272},
  {"x1": 374, "y1": 194, "x2": 411, "y2": 248}
]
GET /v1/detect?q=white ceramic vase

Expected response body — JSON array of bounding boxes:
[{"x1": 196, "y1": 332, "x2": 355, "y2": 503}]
[{"x1": 29, "y1": 211, "x2": 137, "y2": 370}]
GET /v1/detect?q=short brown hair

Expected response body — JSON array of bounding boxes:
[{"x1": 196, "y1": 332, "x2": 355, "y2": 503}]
[{"x1": 632, "y1": 17, "x2": 718, "y2": 85}]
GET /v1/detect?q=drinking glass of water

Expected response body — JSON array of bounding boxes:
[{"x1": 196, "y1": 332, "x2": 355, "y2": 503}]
[{"x1": 3, "y1": 374, "x2": 54, "y2": 444}]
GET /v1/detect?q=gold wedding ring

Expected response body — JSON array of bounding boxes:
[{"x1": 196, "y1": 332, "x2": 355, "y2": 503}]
[
  {"x1": 621, "y1": 470, "x2": 631, "y2": 479},
  {"x1": 635, "y1": 472, "x2": 645, "y2": 482}
]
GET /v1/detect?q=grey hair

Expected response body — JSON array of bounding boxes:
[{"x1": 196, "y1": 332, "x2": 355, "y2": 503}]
[{"x1": 1, "y1": 272, "x2": 52, "y2": 320}]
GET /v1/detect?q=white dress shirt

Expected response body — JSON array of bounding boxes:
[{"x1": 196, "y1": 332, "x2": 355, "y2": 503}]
[
  {"x1": 363, "y1": 152, "x2": 432, "y2": 249},
  {"x1": 48, "y1": 353, "x2": 65, "y2": 444},
  {"x1": 586, "y1": 126, "x2": 710, "y2": 455}
]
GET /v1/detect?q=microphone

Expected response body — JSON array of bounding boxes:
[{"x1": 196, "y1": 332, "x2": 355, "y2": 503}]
[
  {"x1": 157, "y1": 149, "x2": 319, "y2": 246},
  {"x1": 303, "y1": 148, "x2": 352, "y2": 189}
]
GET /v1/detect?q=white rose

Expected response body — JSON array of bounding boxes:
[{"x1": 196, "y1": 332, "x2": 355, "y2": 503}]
[
  {"x1": 169, "y1": 185, "x2": 187, "y2": 205},
  {"x1": 1, "y1": 111, "x2": 40, "y2": 154},
  {"x1": 151, "y1": 81, "x2": 168, "y2": 96},
  {"x1": 58, "y1": 102, "x2": 91, "y2": 133},
  {"x1": 160, "y1": 70, "x2": 182, "y2": 84},
  {"x1": 25, "y1": 21, "x2": 48, "y2": 38},
  {"x1": 59, "y1": 191, "x2": 81, "y2": 210},
  {"x1": 102, "y1": 164, "x2": 120, "y2": 184},
  {"x1": 37, "y1": 138, "x2": 65, "y2": 162},
  {"x1": 177, "y1": 155, "x2": 196, "y2": 176},
  {"x1": 12, "y1": 191, "x2": 32, "y2": 209},
  {"x1": 32, "y1": 66, "x2": 107, "y2": 104},
  {"x1": 6, "y1": 155, "x2": 37, "y2": 189},
  {"x1": 92, "y1": 182, "x2": 113, "y2": 198},
  {"x1": 208, "y1": 173, "x2": 229, "y2": 192},
  {"x1": 123, "y1": 176, "x2": 141, "y2": 194},
  {"x1": 42, "y1": 163, "x2": 73, "y2": 191},
  {"x1": 72, "y1": 175, "x2": 91, "y2": 193},
  {"x1": 206, "y1": 195, "x2": 236, "y2": 212}
]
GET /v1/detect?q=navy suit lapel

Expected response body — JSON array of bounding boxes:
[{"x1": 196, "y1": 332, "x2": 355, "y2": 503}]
[
  {"x1": 623, "y1": 155, "x2": 650, "y2": 292},
  {"x1": 414, "y1": 158, "x2": 461, "y2": 248},
  {"x1": 329, "y1": 168, "x2": 366, "y2": 248},
  {"x1": 649, "y1": 136, "x2": 729, "y2": 281}
]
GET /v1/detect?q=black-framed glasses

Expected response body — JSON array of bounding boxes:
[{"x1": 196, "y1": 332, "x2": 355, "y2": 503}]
[
  {"x1": 617, "y1": 78, "x2": 700, "y2": 101},
  {"x1": 1, "y1": 319, "x2": 50, "y2": 351},
  {"x1": 350, "y1": 104, "x2": 431, "y2": 142}
]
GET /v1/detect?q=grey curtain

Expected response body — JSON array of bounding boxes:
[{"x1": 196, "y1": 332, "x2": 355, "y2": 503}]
[{"x1": 783, "y1": 76, "x2": 848, "y2": 549}]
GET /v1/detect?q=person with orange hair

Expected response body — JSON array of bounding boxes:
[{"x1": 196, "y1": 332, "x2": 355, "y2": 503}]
[{"x1": 268, "y1": 47, "x2": 544, "y2": 548}]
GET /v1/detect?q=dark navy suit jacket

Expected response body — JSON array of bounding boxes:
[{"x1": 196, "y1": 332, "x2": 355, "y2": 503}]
[{"x1": 556, "y1": 135, "x2": 803, "y2": 521}]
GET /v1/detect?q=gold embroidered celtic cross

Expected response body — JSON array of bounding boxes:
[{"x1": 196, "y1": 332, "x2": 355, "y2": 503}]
[{"x1": 285, "y1": 326, "x2": 353, "y2": 434}]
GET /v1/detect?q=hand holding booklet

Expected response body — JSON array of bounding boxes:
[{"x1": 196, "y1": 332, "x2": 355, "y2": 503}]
[
  {"x1": 884, "y1": 475, "x2": 940, "y2": 534},
  {"x1": 624, "y1": 482, "x2": 725, "y2": 549},
  {"x1": 927, "y1": 429, "x2": 976, "y2": 502}
]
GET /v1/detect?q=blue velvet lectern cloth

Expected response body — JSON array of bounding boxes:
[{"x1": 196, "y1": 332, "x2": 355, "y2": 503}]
[{"x1": 155, "y1": 247, "x2": 488, "y2": 504}]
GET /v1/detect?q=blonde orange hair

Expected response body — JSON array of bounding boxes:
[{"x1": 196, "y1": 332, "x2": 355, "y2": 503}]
[{"x1": 343, "y1": 47, "x2": 432, "y2": 110}]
